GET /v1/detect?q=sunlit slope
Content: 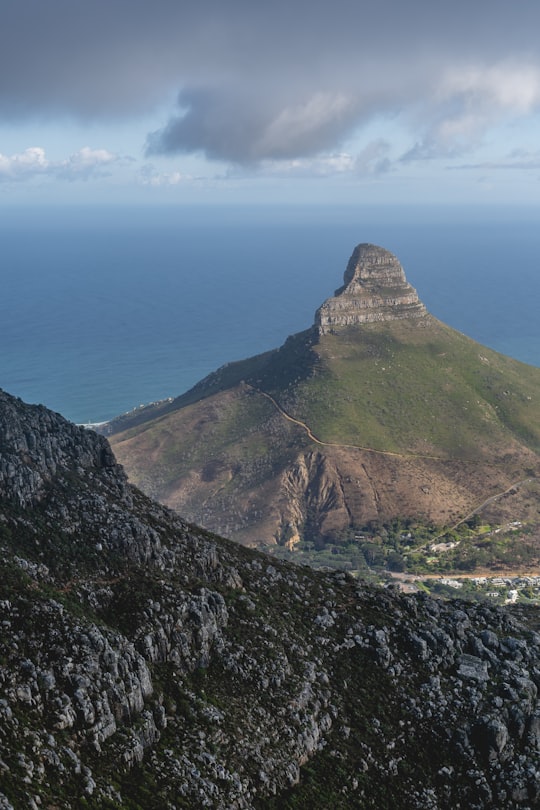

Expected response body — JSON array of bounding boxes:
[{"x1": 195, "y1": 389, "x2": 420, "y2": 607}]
[
  {"x1": 283, "y1": 318, "x2": 540, "y2": 459},
  {"x1": 113, "y1": 317, "x2": 540, "y2": 463},
  {"x1": 111, "y1": 314, "x2": 540, "y2": 546}
]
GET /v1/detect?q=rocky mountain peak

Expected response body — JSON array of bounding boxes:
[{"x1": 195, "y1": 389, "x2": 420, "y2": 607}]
[{"x1": 316, "y1": 243, "x2": 428, "y2": 333}]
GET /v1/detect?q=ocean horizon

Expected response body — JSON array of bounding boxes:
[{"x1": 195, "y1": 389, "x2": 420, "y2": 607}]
[{"x1": 2, "y1": 203, "x2": 539, "y2": 425}]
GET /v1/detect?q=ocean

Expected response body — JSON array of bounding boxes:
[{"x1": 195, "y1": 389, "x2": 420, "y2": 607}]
[{"x1": 1, "y1": 203, "x2": 539, "y2": 425}]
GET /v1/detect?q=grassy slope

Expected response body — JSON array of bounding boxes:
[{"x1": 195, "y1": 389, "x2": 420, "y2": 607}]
[
  {"x1": 285, "y1": 319, "x2": 540, "y2": 460},
  {"x1": 111, "y1": 316, "x2": 540, "y2": 546},
  {"x1": 113, "y1": 386, "x2": 307, "y2": 503},
  {"x1": 108, "y1": 329, "x2": 318, "y2": 435},
  {"x1": 115, "y1": 316, "x2": 540, "y2": 461}
]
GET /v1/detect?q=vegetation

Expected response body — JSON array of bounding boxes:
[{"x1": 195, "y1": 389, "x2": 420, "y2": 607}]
[
  {"x1": 270, "y1": 513, "x2": 540, "y2": 584},
  {"x1": 289, "y1": 320, "x2": 540, "y2": 457},
  {"x1": 110, "y1": 313, "x2": 540, "y2": 556}
]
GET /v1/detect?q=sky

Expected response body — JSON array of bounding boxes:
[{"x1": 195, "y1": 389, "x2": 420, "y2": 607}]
[{"x1": 2, "y1": 0, "x2": 540, "y2": 206}]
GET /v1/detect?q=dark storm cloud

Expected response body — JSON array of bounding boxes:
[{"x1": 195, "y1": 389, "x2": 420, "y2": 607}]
[
  {"x1": 145, "y1": 86, "x2": 374, "y2": 163},
  {"x1": 2, "y1": 0, "x2": 540, "y2": 163}
]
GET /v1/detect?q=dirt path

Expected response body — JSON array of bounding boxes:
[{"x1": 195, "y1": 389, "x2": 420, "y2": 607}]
[
  {"x1": 249, "y1": 383, "x2": 534, "y2": 542},
  {"x1": 424, "y1": 478, "x2": 533, "y2": 545},
  {"x1": 250, "y1": 385, "x2": 447, "y2": 461}
]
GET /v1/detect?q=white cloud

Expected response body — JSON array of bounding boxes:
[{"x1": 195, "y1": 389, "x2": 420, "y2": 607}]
[
  {"x1": 55, "y1": 147, "x2": 118, "y2": 180},
  {"x1": 403, "y1": 61, "x2": 540, "y2": 161},
  {"x1": 0, "y1": 146, "x2": 120, "y2": 182},
  {"x1": 0, "y1": 146, "x2": 49, "y2": 177},
  {"x1": 439, "y1": 63, "x2": 540, "y2": 114},
  {"x1": 140, "y1": 169, "x2": 186, "y2": 186},
  {"x1": 64, "y1": 146, "x2": 116, "y2": 168},
  {"x1": 257, "y1": 140, "x2": 392, "y2": 178}
]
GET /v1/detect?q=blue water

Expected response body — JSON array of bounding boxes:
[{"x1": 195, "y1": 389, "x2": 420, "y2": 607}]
[{"x1": 1, "y1": 204, "x2": 539, "y2": 424}]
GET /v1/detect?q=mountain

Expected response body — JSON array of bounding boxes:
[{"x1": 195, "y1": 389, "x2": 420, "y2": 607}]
[
  {"x1": 4, "y1": 387, "x2": 540, "y2": 808},
  {"x1": 106, "y1": 244, "x2": 540, "y2": 551}
]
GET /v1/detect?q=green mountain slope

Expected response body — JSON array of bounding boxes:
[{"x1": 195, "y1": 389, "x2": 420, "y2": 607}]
[
  {"x1": 108, "y1": 244, "x2": 540, "y2": 551},
  {"x1": 290, "y1": 318, "x2": 540, "y2": 457}
]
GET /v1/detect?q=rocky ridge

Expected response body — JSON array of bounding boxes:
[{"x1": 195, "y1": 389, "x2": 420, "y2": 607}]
[
  {"x1": 315, "y1": 243, "x2": 427, "y2": 332},
  {"x1": 3, "y1": 389, "x2": 540, "y2": 807}
]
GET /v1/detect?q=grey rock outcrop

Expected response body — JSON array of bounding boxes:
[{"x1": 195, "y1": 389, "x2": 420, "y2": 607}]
[
  {"x1": 0, "y1": 390, "x2": 118, "y2": 508},
  {"x1": 316, "y1": 243, "x2": 427, "y2": 332},
  {"x1": 3, "y1": 387, "x2": 540, "y2": 808}
]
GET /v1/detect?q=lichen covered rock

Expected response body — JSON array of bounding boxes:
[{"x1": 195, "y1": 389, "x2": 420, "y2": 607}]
[{"x1": 2, "y1": 389, "x2": 540, "y2": 808}]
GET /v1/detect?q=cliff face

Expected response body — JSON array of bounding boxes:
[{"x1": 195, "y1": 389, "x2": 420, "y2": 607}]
[
  {"x1": 316, "y1": 243, "x2": 427, "y2": 332},
  {"x1": 3, "y1": 389, "x2": 540, "y2": 808}
]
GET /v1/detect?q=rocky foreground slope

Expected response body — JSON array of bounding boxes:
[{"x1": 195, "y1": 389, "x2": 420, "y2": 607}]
[{"x1": 2, "y1": 389, "x2": 540, "y2": 808}]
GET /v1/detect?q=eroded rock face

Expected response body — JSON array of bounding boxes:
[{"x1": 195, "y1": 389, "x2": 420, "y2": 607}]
[
  {"x1": 316, "y1": 243, "x2": 427, "y2": 332},
  {"x1": 0, "y1": 390, "x2": 119, "y2": 508},
  {"x1": 277, "y1": 451, "x2": 352, "y2": 547}
]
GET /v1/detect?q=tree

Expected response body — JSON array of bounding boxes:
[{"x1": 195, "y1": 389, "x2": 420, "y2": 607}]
[{"x1": 387, "y1": 551, "x2": 406, "y2": 572}]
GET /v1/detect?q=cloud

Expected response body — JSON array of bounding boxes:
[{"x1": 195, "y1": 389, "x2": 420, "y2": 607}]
[
  {"x1": 450, "y1": 149, "x2": 540, "y2": 171},
  {"x1": 354, "y1": 141, "x2": 393, "y2": 176},
  {"x1": 253, "y1": 141, "x2": 392, "y2": 178},
  {"x1": 55, "y1": 147, "x2": 119, "y2": 180},
  {"x1": 402, "y1": 63, "x2": 540, "y2": 162},
  {"x1": 2, "y1": 1, "x2": 540, "y2": 165},
  {"x1": 0, "y1": 147, "x2": 48, "y2": 177},
  {"x1": 139, "y1": 164, "x2": 192, "y2": 186},
  {"x1": 146, "y1": 87, "x2": 366, "y2": 163},
  {"x1": 0, "y1": 146, "x2": 120, "y2": 182}
]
